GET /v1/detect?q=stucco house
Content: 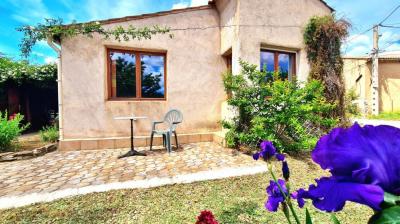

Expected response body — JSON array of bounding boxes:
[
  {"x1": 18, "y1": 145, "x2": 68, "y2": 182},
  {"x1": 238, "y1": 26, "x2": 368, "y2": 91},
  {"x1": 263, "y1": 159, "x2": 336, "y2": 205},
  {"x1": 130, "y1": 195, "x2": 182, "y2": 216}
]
[
  {"x1": 51, "y1": 0, "x2": 333, "y2": 150},
  {"x1": 343, "y1": 51, "x2": 400, "y2": 114}
]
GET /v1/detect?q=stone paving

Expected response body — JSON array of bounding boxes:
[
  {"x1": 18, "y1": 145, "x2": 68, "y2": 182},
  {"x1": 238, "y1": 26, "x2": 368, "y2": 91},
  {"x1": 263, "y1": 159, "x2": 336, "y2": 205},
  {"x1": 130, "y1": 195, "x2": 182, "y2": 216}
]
[{"x1": 0, "y1": 142, "x2": 265, "y2": 209}]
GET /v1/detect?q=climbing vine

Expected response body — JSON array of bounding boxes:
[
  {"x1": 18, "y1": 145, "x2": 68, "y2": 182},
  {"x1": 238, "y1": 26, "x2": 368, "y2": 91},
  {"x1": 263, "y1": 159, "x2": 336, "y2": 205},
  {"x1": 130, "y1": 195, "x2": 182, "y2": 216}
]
[
  {"x1": 17, "y1": 18, "x2": 171, "y2": 57},
  {"x1": 304, "y1": 15, "x2": 350, "y2": 121}
]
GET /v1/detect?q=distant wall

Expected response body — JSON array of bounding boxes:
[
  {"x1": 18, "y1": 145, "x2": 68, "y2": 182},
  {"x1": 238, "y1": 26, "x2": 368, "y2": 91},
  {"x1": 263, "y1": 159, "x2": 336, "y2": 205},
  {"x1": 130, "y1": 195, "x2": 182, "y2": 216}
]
[{"x1": 343, "y1": 58, "x2": 400, "y2": 113}]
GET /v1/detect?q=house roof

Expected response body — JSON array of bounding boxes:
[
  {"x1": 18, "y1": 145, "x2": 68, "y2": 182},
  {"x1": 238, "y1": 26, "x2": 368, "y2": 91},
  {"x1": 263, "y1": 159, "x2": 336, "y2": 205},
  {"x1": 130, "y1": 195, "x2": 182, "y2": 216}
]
[
  {"x1": 209, "y1": 0, "x2": 334, "y2": 12},
  {"x1": 85, "y1": 5, "x2": 214, "y2": 25},
  {"x1": 73, "y1": 0, "x2": 333, "y2": 26},
  {"x1": 343, "y1": 51, "x2": 400, "y2": 61}
]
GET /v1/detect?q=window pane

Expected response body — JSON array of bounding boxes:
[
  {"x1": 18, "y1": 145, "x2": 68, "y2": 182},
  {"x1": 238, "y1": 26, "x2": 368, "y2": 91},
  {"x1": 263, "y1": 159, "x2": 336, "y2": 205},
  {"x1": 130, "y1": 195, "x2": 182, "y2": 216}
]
[
  {"x1": 109, "y1": 52, "x2": 136, "y2": 97},
  {"x1": 278, "y1": 53, "x2": 291, "y2": 79},
  {"x1": 260, "y1": 51, "x2": 275, "y2": 72},
  {"x1": 141, "y1": 55, "x2": 165, "y2": 98}
]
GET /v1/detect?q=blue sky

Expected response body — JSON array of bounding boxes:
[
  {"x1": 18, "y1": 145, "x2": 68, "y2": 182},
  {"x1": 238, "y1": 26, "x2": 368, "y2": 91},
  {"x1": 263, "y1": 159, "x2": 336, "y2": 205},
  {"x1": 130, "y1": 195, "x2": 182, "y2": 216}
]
[{"x1": 0, "y1": 0, "x2": 400, "y2": 64}]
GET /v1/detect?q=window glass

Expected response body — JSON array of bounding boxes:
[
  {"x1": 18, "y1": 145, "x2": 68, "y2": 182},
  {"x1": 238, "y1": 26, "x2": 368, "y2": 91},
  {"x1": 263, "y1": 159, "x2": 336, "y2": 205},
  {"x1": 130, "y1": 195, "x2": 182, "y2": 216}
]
[
  {"x1": 260, "y1": 50, "x2": 295, "y2": 80},
  {"x1": 260, "y1": 51, "x2": 275, "y2": 73},
  {"x1": 141, "y1": 55, "x2": 165, "y2": 98},
  {"x1": 278, "y1": 53, "x2": 290, "y2": 79},
  {"x1": 109, "y1": 51, "x2": 136, "y2": 97}
]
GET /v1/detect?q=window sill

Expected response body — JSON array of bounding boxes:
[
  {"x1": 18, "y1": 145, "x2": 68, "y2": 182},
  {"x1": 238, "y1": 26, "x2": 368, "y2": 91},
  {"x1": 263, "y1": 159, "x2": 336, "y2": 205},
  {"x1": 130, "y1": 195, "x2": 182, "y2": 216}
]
[{"x1": 106, "y1": 98, "x2": 167, "y2": 102}]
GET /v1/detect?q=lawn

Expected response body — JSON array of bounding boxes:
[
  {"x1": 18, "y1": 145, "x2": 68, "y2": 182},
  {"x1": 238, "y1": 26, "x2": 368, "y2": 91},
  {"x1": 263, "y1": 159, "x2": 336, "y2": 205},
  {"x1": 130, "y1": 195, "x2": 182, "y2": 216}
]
[
  {"x1": 0, "y1": 154, "x2": 372, "y2": 224},
  {"x1": 368, "y1": 111, "x2": 400, "y2": 121}
]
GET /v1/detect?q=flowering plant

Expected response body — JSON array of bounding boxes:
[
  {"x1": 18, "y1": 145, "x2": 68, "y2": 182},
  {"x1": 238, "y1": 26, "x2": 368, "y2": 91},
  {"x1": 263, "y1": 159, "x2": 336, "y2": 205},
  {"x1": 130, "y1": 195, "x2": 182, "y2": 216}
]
[
  {"x1": 254, "y1": 124, "x2": 400, "y2": 223},
  {"x1": 195, "y1": 210, "x2": 219, "y2": 224}
]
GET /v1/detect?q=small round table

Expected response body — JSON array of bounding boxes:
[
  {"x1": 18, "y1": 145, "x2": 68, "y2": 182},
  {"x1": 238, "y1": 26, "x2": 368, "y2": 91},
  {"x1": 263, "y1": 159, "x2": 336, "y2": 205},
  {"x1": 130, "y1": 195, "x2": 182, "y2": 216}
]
[{"x1": 114, "y1": 116, "x2": 147, "y2": 158}]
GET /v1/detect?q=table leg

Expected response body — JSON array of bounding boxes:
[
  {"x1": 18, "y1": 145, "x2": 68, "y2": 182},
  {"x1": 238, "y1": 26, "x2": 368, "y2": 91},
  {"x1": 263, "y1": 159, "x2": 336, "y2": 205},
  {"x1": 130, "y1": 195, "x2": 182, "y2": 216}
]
[{"x1": 118, "y1": 119, "x2": 146, "y2": 158}]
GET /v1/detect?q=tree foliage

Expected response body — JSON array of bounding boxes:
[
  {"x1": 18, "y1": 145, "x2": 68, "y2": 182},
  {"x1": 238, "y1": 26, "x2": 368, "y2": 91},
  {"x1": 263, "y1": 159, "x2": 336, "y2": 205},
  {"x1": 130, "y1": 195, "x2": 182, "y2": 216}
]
[
  {"x1": 0, "y1": 56, "x2": 56, "y2": 87},
  {"x1": 304, "y1": 15, "x2": 350, "y2": 121},
  {"x1": 222, "y1": 61, "x2": 337, "y2": 152},
  {"x1": 17, "y1": 18, "x2": 171, "y2": 57}
]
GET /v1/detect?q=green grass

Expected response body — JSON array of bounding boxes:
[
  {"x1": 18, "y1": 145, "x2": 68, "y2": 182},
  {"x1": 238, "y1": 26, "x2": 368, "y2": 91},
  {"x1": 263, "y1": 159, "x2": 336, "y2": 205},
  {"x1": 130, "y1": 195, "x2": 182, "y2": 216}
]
[
  {"x1": 0, "y1": 155, "x2": 372, "y2": 224},
  {"x1": 369, "y1": 111, "x2": 400, "y2": 121}
]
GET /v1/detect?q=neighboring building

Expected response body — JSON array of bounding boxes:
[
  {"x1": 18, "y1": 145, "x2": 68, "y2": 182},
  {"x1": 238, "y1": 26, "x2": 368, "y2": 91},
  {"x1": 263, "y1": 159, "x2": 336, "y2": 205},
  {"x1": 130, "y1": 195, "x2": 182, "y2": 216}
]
[
  {"x1": 343, "y1": 51, "x2": 400, "y2": 114},
  {"x1": 53, "y1": 0, "x2": 333, "y2": 150}
]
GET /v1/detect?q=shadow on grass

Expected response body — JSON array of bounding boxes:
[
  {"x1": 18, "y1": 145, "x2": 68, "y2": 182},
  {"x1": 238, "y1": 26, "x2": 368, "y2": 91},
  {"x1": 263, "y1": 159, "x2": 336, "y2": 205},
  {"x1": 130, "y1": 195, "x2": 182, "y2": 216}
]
[{"x1": 218, "y1": 201, "x2": 261, "y2": 223}]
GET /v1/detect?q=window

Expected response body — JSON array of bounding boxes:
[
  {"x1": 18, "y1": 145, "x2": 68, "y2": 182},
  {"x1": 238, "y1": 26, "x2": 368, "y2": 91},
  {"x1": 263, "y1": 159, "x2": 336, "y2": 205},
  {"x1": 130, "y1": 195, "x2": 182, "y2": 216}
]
[
  {"x1": 260, "y1": 50, "x2": 296, "y2": 80},
  {"x1": 108, "y1": 48, "x2": 166, "y2": 100}
]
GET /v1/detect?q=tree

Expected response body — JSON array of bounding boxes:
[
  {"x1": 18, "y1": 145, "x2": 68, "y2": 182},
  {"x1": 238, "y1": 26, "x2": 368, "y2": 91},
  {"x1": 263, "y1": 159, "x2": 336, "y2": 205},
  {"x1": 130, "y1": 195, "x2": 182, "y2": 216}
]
[{"x1": 304, "y1": 15, "x2": 350, "y2": 122}]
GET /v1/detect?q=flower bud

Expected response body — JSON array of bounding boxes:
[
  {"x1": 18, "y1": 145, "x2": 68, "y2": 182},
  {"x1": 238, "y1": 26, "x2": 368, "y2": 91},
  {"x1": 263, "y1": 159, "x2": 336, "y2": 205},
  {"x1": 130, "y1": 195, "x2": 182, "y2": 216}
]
[{"x1": 282, "y1": 161, "x2": 290, "y2": 181}]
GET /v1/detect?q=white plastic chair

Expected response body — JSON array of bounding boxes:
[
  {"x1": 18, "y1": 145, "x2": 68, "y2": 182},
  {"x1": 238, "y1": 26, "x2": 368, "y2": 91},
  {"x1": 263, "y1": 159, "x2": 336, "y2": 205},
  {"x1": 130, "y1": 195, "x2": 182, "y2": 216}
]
[{"x1": 150, "y1": 109, "x2": 183, "y2": 153}]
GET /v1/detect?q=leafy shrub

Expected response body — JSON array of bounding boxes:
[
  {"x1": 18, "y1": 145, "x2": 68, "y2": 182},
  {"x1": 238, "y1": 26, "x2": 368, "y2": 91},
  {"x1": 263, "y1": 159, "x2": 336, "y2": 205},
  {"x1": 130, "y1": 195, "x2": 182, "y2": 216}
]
[
  {"x1": 39, "y1": 125, "x2": 59, "y2": 143},
  {"x1": 345, "y1": 88, "x2": 360, "y2": 116},
  {"x1": 0, "y1": 112, "x2": 29, "y2": 151},
  {"x1": 222, "y1": 61, "x2": 337, "y2": 152}
]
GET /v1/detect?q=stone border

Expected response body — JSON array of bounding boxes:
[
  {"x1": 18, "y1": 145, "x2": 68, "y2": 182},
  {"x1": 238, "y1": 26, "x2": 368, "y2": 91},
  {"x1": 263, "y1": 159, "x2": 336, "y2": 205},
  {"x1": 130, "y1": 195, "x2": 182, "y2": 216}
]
[
  {"x1": 0, "y1": 144, "x2": 57, "y2": 162},
  {"x1": 0, "y1": 164, "x2": 267, "y2": 209}
]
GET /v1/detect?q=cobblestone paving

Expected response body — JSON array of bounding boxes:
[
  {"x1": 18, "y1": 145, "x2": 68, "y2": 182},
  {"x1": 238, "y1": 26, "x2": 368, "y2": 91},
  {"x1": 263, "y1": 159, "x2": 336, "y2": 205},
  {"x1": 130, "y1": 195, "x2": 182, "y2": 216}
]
[{"x1": 0, "y1": 142, "x2": 260, "y2": 198}]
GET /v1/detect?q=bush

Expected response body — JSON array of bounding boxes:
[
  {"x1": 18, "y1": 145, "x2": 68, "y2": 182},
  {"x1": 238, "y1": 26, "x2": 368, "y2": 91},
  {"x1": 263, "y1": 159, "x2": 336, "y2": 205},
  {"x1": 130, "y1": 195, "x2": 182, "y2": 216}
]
[
  {"x1": 222, "y1": 61, "x2": 337, "y2": 152},
  {"x1": 39, "y1": 125, "x2": 59, "y2": 143},
  {"x1": 0, "y1": 112, "x2": 29, "y2": 151},
  {"x1": 345, "y1": 88, "x2": 360, "y2": 116}
]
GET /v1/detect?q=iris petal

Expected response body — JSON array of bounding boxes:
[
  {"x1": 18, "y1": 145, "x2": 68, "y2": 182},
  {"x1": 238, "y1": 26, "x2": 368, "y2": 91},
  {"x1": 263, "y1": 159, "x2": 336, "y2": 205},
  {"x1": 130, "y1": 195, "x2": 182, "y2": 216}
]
[
  {"x1": 312, "y1": 123, "x2": 400, "y2": 194},
  {"x1": 265, "y1": 195, "x2": 285, "y2": 212},
  {"x1": 298, "y1": 177, "x2": 384, "y2": 212}
]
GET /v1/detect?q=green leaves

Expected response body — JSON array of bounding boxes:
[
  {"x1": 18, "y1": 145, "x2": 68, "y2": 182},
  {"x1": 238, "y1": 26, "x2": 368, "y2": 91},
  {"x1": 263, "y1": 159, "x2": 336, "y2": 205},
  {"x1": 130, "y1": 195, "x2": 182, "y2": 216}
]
[
  {"x1": 222, "y1": 61, "x2": 338, "y2": 152},
  {"x1": 330, "y1": 214, "x2": 341, "y2": 224},
  {"x1": 0, "y1": 112, "x2": 29, "y2": 151},
  {"x1": 368, "y1": 194, "x2": 400, "y2": 224},
  {"x1": 383, "y1": 192, "x2": 400, "y2": 207},
  {"x1": 0, "y1": 57, "x2": 57, "y2": 86},
  {"x1": 369, "y1": 206, "x2": 400, "y2": 224},
  {"x1": 17, "y1": 18, "x2": 171, "y2": 57},
  {"x1": 305, "y1": 208, "x2": 313, "y2": 224}
]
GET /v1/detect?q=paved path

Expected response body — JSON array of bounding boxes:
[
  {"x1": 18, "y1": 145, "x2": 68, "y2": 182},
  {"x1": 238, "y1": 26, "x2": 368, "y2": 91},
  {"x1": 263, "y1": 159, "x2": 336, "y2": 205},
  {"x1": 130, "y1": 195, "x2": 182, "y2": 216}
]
[
  {"x1": 353, "y1": 118, "x2": 400, "y2": 128},
  {"x1": 0, "y1": 142, "x2": 265, "y2": 209}
]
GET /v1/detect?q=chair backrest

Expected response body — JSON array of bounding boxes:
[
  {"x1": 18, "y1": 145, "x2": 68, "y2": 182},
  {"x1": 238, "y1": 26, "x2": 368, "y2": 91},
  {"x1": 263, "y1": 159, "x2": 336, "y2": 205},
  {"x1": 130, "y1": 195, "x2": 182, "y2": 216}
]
[{"x1": 164, "y1": 109, "x2": 183, "y2": 131}]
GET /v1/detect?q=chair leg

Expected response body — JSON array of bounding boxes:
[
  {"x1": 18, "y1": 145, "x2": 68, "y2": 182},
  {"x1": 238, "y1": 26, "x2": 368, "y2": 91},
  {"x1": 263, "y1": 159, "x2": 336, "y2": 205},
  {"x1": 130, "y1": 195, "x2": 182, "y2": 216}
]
[
  {"x1": 174, "y1": 131, "x2": 179, "y2": 148},
  {"x1": 167, "y1": 132, "x2": 172, "y2": 153},
  {"x1": 162, "y1": 134, "x2": 166, "y2": 147},
  {"x1": 150, "y1": 132, "x2": 154, "y2": 151}
]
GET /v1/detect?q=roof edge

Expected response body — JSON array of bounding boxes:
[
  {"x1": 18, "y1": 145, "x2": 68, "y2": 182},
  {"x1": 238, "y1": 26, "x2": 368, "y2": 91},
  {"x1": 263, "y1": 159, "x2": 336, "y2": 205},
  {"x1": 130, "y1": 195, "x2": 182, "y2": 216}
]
[
  {"x1": 320, "y1": 0, "x2": 335, "y2": 12},
  {"x1": 70, "y1": 5, "x2": 214, "y2": 26},
  {"x1": 209, "y1": 0, "x2": 334, "y2": 12}
]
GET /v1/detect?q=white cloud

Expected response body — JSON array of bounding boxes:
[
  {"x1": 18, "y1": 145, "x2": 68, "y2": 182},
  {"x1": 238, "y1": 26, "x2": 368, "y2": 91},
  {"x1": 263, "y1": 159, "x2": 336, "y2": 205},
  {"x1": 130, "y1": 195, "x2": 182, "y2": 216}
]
[
  {"x1": 344, "y1": 30, "x2": 400, "y2": 56},
  {"x1": 7, "y1": 0, "x2": 51, "y2": 24},
  {"x1": 44, "y1": 56, "x2": 57, "y2": 64},
  {"x1": 190, "y1": 0, "x2": 209, "y2": 7},
  {"x1": 172, "y1": 2, "x2": 189, "y2": 9},
  {"x1": 171, "y1": 0, "x2": 208, "y2": 10}
]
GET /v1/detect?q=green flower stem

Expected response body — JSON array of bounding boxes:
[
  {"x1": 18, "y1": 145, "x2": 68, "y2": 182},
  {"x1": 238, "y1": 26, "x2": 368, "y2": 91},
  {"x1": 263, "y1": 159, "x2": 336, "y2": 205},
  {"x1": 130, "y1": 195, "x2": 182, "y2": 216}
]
[
  {"x1": 282, "y1": 203, "x2": 293, "y2": 224},
  {"x1": 268, "y1": 163, "x2": 301, "y2": 224}
]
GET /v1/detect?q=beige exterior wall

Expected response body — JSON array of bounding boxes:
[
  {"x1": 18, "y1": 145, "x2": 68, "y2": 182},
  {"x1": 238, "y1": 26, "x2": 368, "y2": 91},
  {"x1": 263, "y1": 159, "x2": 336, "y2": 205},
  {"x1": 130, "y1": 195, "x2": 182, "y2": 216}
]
[
  {"x1": 61, "y1": 7, "x2": 227, "y2": 141},
  {"x1": 233, "y1": 0, "x2": 331, "y2": 81},
  {"x1": 59, "y1": 1, "x2": 333, "y2": 149},
  {"x1": 343, "y1": 58, "x2": 400, "y2": 113}
]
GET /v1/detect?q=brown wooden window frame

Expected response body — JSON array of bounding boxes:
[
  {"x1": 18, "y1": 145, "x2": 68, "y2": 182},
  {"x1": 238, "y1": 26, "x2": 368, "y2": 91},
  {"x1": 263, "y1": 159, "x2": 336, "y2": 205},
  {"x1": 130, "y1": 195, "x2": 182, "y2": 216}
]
[
  {"x1": 107, "y1": 48, "x2": 167, "y2": 101},
  {"x1": 260, "y1": 49, "x2": 297, "y2": 81}
]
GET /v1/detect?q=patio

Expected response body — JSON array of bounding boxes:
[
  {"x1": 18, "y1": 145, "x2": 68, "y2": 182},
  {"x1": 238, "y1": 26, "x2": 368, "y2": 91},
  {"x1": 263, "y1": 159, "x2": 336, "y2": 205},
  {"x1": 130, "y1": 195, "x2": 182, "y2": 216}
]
[{"x1": 0, "y1": 142, "x2": 266, "y2": 209}]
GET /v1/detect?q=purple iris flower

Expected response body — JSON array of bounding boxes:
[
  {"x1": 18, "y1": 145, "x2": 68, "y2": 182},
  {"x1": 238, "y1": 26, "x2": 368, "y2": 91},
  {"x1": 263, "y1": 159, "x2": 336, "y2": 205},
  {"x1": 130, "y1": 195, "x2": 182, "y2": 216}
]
[
  {"x1": 266, "y1": 179, "x2": 304, "y2": 212},
  {"x1": 296, "y1": 123, "x2": 400, "y2": 212},
  {"x1": 253, "y1": 140, "x2": 285, "y2": 161},
  {"x1": 265, "y1": 179, "x2": 288, "y2": 212}
]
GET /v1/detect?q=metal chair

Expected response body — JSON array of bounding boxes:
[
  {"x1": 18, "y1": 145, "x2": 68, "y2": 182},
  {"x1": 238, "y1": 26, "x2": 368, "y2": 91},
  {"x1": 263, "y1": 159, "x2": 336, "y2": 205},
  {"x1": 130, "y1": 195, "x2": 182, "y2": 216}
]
[{"x1": 150, "y1": 109, "x2": 183, "y2": 153}]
